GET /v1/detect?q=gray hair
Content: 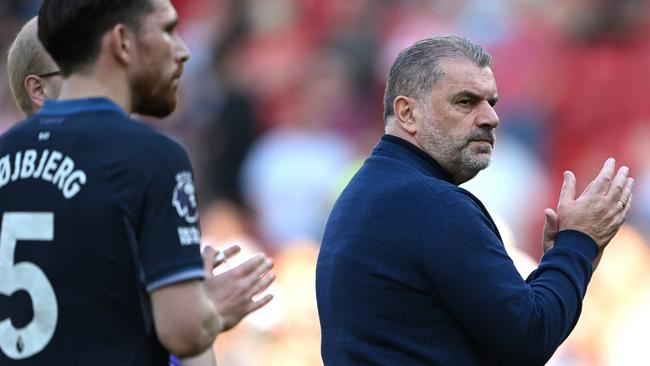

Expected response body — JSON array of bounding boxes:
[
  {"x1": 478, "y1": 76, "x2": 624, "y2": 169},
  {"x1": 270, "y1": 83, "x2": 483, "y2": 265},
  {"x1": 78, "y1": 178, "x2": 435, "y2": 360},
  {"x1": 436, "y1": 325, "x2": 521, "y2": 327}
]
[{"x1": 382, "y1": 36, "x2": 492, "y2": 123}]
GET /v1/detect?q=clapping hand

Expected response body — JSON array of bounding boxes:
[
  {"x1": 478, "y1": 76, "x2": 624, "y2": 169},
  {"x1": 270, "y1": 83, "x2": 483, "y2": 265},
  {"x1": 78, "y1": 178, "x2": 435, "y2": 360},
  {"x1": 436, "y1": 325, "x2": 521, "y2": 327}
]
[
  {"x1": 202, "y1": 245, "x2": 275, "y2": 331},
  {"x1": 542, "y1": 158, "x2": 634, "y2": 270}
]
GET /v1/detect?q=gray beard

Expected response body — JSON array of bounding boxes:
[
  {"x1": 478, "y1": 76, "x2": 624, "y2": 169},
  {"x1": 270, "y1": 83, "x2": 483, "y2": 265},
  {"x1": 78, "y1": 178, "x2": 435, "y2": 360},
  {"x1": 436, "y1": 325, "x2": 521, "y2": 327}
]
[{"x1": 419, "y1": 119, "x2": 494, "y2": 184}]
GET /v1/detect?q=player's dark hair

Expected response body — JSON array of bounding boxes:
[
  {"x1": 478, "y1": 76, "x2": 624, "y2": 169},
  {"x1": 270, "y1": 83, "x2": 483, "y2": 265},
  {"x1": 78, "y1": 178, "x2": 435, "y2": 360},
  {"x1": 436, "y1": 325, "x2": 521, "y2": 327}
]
[
  {"x1": 383, "y1": 36, "x2": 492, "y2": 123},
  {"x1": 38, "y1": 0, "x2": 154, "y2": 77}
]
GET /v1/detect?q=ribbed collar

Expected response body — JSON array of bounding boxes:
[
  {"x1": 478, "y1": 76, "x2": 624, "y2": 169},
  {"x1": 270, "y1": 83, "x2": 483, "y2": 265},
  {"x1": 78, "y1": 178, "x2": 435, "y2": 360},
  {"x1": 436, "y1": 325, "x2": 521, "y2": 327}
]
[
  {"x1": 380, "y1": 134, "x2": 455, "y2": 184},
  {"x1": 38, "y1": 97, "x2": 128, "y2": 117}
]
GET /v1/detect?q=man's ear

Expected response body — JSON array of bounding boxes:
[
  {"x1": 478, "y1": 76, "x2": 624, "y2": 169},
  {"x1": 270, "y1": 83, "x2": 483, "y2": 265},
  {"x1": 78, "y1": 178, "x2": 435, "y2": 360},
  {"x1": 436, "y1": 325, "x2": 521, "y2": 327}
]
[
  {"x1": 24, "y1": 75, "x2": 47, "y2": 108},
  {"x1": 108, "y1": 24, "x2": 133, "y2": 65},
  {"x1": 393, "y1": 95, "x2": 419, "y2": 135}
]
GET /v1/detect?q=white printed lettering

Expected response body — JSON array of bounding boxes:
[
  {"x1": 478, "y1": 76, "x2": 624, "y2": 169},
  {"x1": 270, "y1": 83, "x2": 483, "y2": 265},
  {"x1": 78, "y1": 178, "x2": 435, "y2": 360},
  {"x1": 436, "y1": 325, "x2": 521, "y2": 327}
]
[
  {"x1": 33, "y1": 150, "x2": 49, "y2": 179},
  {"x1": 0, "y1": 150, "x2": 86, "y2": 199},
  {"x1": 0, "y1": 156, "x2": 10, "y2": 187},
  {"x1": 11, "y1": 152, "x2": 21, "y2": 182},
  {"x1": 52, "y1": 157, "x2": 74, "y2": 189},
  {"x1": 177, "y1": 226, "x2": 201, "y2": 246},
  {"x1": 62, "y1": 171, "x2": 86, "y2": 199},
  {"x1": 20, "y1": 150, "x2": 37, "y2": 178},
  {"x1": 41, "y1": 151, "x2": 62, "y2": 182}
]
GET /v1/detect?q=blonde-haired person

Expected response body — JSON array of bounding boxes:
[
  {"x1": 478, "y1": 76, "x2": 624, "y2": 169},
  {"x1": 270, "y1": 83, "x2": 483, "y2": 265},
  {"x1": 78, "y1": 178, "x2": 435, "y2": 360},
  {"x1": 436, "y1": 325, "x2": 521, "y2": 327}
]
[
  {"x1": 7, "y1": 16, "x2": 62, "y2": 116},
  {"x1": 4, "y1": 14, "x2": 272, "y2": 366}
]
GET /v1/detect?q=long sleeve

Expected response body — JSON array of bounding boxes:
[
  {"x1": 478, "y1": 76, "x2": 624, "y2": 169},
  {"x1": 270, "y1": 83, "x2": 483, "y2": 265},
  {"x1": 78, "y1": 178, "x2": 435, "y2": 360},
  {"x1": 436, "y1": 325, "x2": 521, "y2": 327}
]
[{"x1": 420, "y1": 189, "x2": 597, "y2": 365}]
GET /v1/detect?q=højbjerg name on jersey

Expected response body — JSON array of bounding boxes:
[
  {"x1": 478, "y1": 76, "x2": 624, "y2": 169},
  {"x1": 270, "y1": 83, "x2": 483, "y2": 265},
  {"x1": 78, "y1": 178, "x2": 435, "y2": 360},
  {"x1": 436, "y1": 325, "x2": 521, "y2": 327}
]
[
  {"x1": 0, "y1": 149, "x2": 87, "y2": 198},
  {"x1": 173, "y1": 171, "x2": 200, "y2": 245}
]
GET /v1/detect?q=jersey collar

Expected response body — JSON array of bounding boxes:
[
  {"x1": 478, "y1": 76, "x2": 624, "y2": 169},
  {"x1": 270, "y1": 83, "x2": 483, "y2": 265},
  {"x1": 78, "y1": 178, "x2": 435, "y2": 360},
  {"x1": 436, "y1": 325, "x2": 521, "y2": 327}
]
[
  {"x1": 380, "y1": 134, "x2": 456, "y2": 184},
  {"x1": 38, "y1": 97, "x2": 128, "y2": 117}
]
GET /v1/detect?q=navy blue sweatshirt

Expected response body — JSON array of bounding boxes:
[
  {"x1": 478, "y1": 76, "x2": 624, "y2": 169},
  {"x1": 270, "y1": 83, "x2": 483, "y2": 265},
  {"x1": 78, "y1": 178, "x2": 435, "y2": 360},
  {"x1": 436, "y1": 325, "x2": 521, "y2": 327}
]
[{"x1": 316, "y1": 134, "x2": 598, "y2": 365}]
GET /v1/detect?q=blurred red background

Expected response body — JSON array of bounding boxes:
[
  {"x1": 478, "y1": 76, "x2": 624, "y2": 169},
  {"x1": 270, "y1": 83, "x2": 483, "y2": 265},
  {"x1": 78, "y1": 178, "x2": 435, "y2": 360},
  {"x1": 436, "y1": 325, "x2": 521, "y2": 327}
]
[{"x1": 1, "y1": 0, "x2": 649, "y2": 364}]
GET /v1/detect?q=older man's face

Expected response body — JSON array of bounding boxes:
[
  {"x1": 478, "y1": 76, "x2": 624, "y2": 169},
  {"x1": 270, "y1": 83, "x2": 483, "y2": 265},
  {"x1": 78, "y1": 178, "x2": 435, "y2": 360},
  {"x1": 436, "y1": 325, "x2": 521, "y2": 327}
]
[{"x1": 416, "y1": 58, "x2": 500, "y2": 184}]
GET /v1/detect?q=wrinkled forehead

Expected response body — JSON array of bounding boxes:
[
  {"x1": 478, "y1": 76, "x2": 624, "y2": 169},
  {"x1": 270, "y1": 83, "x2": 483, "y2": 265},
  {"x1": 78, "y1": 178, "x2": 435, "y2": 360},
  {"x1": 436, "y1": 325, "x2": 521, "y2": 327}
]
[{"x1": 436, "y1": 58, "x2": 498, "y2": 97}]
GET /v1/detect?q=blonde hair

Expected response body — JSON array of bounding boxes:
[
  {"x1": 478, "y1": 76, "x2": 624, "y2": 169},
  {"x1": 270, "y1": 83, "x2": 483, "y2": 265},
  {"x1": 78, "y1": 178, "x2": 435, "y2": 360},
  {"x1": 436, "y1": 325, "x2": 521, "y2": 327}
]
[{"x1": 7, "y1": 17, "x2": 57, "y2": 115}]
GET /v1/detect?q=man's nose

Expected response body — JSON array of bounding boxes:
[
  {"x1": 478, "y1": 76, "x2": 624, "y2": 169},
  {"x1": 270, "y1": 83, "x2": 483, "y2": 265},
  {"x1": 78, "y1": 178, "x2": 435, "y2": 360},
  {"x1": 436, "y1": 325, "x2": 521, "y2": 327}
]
[
  {"x1": 476, "y1": 102, "x2": 499, "y2": 129},
  {"x1": 176, "y1": 35, "x2": 191, "y2": 63}
]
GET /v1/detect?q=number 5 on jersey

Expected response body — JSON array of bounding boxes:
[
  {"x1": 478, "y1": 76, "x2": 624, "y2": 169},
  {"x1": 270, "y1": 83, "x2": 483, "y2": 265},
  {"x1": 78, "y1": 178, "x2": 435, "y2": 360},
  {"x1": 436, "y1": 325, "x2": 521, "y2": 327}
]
[{"x1": 0, "y1": 212, "x2": 58, "y2": 360}]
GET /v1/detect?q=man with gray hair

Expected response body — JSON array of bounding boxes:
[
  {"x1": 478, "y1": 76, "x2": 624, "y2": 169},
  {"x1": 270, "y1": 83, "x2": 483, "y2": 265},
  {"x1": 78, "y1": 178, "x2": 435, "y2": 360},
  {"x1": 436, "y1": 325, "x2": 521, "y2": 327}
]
[
  {"x1": 316, "y1": 36, "x2": 634, "y2": 365},
  {"x1": 6, "y1": 16, "x2": 62, "y2": 116}
]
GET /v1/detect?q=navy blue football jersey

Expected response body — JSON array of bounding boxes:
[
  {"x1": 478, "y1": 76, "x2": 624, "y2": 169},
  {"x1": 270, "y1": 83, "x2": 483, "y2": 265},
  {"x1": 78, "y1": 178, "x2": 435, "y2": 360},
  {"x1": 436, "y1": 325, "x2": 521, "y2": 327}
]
[{"x1": 0, "y1": 98, "x2": 204, "y2": 365}]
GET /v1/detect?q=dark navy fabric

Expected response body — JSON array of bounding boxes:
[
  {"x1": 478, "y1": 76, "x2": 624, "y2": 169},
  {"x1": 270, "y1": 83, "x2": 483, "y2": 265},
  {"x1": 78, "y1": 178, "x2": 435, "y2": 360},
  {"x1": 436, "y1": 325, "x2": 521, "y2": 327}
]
[
  {"x1": 0, "y1": 98, "x2": 204, "y2": 365},
  {"x1": 316, "y1": 134, "x2": 598, "y2": 365}
]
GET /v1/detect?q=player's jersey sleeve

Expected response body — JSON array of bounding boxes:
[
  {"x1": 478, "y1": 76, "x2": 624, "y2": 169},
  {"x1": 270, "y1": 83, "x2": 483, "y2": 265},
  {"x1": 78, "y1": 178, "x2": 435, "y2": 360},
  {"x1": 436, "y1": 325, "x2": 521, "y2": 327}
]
[{"x1": 133, "y1": 136, "x2": 204, "y2": 292}]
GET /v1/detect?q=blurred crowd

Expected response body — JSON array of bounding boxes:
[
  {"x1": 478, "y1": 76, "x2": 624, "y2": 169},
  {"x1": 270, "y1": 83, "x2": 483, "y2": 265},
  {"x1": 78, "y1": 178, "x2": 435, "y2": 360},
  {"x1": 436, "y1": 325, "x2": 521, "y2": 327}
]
[{"x1": 1, "y1": 0, "x2": 650, "y2": 365}]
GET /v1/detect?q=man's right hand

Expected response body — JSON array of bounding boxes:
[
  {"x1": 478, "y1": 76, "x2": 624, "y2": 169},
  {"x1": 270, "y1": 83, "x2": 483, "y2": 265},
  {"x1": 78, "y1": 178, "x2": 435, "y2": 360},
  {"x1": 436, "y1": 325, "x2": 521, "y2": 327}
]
[
  {"x1": 554, "y1": 158, "x2": 634, "y2": 250},
  {"x1": 201, "y1": 245, "x2": 275, "y2": 332}
]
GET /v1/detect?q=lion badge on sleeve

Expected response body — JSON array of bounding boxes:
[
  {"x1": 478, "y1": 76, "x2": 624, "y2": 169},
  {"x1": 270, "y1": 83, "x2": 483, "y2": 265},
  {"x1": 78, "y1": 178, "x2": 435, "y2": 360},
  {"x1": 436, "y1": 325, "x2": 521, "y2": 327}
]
[{"x1": 172, "y1": 171, "x2": 199, "y2": 224}]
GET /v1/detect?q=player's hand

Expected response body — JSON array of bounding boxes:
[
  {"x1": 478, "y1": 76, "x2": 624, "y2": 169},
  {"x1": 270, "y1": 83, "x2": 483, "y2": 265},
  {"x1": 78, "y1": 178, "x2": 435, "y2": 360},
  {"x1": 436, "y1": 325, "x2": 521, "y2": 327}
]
[
  {"x1": 201, "y1": 245, "x2": 275, "y2": 332},
  {"x1": 554, "y1": 158, "x2": 634, "y2": 250},
  {"x1": 202, "y1": 244, "x2": 241, "y2": 275}
]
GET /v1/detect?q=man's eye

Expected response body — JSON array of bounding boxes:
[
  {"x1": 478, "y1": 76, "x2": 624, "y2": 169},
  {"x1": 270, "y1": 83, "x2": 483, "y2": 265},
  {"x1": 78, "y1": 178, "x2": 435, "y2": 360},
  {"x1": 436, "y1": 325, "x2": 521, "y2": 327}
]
[{"x1": 458, "y1": 100, "x2": 471, "y2": 106}]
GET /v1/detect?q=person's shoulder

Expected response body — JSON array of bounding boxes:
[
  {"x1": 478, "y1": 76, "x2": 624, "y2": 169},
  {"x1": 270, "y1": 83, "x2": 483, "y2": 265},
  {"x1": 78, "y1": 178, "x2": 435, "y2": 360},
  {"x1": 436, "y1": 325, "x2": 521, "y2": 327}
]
[
  {"x1": 0, "y1": 116, "x2": 35, "y2": 139},
  {"x1": 367, "y1": 145, "x2": 451, "y2": 187},
  {"x1": 66, "y1": 113, "x2": 191, "y2": 179},
  {"x1": 138, "y1": 125, "x2": 188, "y2": 160},
  {"x1": 429, "y1": 186, "x2": 491, "y2": 222},
  {"x1": 393, "y1": 163, "x2": 461, "y2": 200},
  {"x1": 105, "y1": 118, "x2": 188, "y2": 159},
  {"x1": 433, "y1": 186, "x2": 483, "y2": 206},
  {"x1": 350, "y1": 157, "x2": 462, "y2": 217}
]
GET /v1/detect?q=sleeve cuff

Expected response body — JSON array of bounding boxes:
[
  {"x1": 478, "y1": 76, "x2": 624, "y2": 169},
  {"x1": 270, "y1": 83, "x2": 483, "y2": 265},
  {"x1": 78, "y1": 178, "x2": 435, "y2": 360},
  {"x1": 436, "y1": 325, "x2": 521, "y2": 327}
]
[
  {"x1": 146, "y1": 267, "x2": 205, "y2": 292},
  {"x1": 553, "y1": 229, "x2": 599, "y2": 261}
]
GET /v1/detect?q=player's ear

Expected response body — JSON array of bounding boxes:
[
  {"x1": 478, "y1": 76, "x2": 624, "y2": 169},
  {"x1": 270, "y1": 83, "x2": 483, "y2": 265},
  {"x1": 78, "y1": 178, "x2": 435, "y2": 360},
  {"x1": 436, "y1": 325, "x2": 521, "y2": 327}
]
[
  {"x1": 393, "y1": 95, "x2": 419, "y2": 135},
  {"x1": 108, "y1": 24, "x2": 133, "y2": 65},
  {"x1": 24, "y1": 75, "x2": 47, "y2": 109}
]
